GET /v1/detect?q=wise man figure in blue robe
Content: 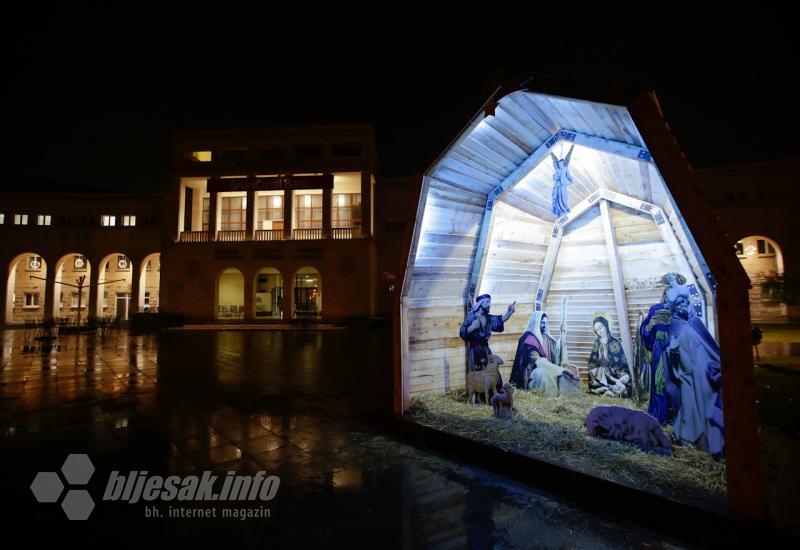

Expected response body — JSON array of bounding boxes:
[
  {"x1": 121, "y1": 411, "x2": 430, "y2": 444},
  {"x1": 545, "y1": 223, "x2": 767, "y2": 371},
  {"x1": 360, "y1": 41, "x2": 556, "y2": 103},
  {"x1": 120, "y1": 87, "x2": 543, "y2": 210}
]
[
  {"x1": 642, "y1": 278, "x2": 724, "y2": 456},
  {"x1": 550, "y1": 144, "x2": 575, "y2": 217},
  {"x1": 459, "y1": 294, "x2": 516, "y2": 391}
]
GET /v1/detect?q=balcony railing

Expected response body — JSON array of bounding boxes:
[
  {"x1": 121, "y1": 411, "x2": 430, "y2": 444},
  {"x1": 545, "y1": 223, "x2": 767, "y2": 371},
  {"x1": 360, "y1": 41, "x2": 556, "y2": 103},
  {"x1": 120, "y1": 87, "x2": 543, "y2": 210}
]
[
  {"x1": 179, "y1": 231, "x2": 209, "y2": 242},
  {"x1": 331, "y1": 227, "x2": 361, "y2": 239},
  {"x1": 254, "y1": 229, "x2": 284, "y2": 241},
  {"x1": 217, "y1": 230, "x2": 247, "y2": 242},
  {"x1": 292, "y1": 228, "x2": 322, "y2": 240},
  {"x1": 179, "y1": 227, "x2": 364, "y2": 242}
]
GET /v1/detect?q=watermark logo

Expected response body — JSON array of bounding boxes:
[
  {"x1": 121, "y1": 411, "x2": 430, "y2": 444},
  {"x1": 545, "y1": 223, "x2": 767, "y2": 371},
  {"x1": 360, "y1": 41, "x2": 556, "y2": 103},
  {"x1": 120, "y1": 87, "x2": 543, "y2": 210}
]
[
  {"x1": 32, "y1": 454, "x2": 280, "y2": 520},
  {"x1": 30, "y1": 453, "x2": 96, "y2": 520}
]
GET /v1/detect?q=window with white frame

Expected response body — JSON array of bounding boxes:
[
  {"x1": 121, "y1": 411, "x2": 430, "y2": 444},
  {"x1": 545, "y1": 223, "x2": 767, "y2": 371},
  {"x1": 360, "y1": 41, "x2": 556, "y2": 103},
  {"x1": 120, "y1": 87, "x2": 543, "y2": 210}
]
[
  {"x1": 101, "y1": 215, "x2": 116, "y2": 227},
  {"x1": 36, "y1": 214, "x2": 52, "y2": 226},
  {"x1": 14, "y1": 214, "x2": 28, "y2": 225},
  {"x1": 70, "y1": 292, "x2": 87, "y2": 308},
  {"x1": 123, "y1": 215, "x2": 136, "y2": 226},
  {"x1": 332, "y1": 193, "x2": 362, "y2": 229},
  {"x1": 220, "y1": 196, "x2": 247, "y2": 231},
  {"x1": 295, "y1": 193, "x2": 322, "y2": 229},
  {"x1": 24, "y1": 293, "x2": 40, "y2": 307},
  {"x1": 257, "y1": 194, "x2": 284, "y2": 230}
]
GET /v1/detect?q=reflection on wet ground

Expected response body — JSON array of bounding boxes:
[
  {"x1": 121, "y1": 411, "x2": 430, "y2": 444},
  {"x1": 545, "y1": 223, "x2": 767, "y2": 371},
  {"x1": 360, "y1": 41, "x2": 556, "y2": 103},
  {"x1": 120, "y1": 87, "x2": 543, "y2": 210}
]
[{"x1": 1, "y1": 329, "x2": 688, "y2": 547}]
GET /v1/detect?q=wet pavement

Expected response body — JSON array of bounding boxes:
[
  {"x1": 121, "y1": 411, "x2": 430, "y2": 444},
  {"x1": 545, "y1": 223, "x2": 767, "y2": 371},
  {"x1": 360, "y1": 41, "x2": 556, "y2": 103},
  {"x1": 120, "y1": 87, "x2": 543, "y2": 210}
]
[{"x1": 0, "y1": 328, "x2": 719, "y2": 547}]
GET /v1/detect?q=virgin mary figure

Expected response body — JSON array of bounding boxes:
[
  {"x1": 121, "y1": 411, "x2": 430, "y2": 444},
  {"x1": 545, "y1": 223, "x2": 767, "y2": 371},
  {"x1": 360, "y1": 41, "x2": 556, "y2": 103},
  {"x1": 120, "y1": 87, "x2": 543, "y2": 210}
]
[{"x1": 586, "y1": 312, "x2": 631, "y2": 398}]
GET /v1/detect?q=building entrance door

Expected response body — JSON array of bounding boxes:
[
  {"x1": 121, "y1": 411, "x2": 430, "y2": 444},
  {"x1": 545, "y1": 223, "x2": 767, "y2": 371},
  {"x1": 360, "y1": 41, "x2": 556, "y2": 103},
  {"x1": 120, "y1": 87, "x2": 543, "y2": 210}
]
[{"x1": 115, "y1": 293, "x2": 130, "y2": 321}]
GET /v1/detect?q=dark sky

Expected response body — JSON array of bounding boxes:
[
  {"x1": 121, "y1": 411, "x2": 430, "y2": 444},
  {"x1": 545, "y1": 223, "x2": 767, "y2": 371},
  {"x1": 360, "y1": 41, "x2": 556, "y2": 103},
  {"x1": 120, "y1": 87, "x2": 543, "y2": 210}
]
[{"x1": 2, "y1": 7, "x2": 796, "y2": 192}]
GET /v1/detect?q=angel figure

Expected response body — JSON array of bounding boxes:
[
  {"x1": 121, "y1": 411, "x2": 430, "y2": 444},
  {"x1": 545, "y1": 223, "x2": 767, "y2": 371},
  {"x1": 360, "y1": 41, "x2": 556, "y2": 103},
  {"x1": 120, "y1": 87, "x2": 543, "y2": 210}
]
[{"x1": 550, "y1": 144, "x2": 574, "y2": 217}]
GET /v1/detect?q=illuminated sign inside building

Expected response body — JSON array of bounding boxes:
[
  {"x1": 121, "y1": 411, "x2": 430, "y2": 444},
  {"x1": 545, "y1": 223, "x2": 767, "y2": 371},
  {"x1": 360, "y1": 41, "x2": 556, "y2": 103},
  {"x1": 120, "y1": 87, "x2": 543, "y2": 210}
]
[{"x1": 207, "y1": 175, "x2": 334, "y2": 193}]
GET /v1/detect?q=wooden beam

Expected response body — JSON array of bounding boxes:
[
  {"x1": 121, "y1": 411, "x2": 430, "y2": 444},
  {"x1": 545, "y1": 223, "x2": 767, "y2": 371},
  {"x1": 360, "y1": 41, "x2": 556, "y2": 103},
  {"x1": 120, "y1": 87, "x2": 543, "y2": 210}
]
[
  {"x1": 599, "y1": 199, "x2": 635, "y2": 367},
  {"x1": 467, "y1": 194, "x2": 498, "y2": 305},
  {"x1": 492, "y1": 130, "x2": 652, "y2": 202},
  {"x1": 568, "y1": 131, "x2": 653, "y2": 163},
  {"x1": 493, "y1": 131, "x2": 560, "y2": 201},
  {"x1": 534, "y1": 224, "x2": 563, "y2": 310}
]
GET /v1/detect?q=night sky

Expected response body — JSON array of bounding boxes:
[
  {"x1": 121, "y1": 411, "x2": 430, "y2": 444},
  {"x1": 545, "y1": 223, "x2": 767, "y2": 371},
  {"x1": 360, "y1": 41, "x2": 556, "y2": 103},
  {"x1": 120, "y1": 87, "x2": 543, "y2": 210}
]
[{"x1": 2, "y1": 7, "x2": 795, "y2": 192}]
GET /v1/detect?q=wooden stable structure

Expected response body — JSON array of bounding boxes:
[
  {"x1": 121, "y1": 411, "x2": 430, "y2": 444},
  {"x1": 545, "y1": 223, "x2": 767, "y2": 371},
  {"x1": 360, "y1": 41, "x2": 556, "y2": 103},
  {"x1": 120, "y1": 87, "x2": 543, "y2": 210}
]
[{"x1": 395, "y1": 79, "x2": 762, "y2": 519}]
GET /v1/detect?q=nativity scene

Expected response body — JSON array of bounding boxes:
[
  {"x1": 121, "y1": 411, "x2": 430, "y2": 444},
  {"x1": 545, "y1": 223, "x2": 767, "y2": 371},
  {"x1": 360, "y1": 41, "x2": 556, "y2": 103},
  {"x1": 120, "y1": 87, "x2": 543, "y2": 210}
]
[{"x1": 398, "y1": 82, "x2": 760, "y2": 514}]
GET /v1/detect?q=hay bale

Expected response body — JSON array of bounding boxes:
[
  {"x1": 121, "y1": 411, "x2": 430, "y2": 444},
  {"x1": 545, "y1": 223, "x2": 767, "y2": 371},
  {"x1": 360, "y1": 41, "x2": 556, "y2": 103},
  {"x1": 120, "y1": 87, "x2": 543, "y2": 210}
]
[{"x1": 408, "y1": 389, "x2": 726, "y2": 498}]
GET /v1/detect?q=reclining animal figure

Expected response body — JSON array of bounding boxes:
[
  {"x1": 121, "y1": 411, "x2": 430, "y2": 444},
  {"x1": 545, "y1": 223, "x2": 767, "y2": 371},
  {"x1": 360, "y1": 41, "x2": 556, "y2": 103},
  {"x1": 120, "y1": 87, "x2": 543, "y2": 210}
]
[
  {"x1": 465, "y1": 354, "x2": 503, "y2": 405},
  {"x1": 584, "y1": 406, "x2": 673, "y2": 455}
]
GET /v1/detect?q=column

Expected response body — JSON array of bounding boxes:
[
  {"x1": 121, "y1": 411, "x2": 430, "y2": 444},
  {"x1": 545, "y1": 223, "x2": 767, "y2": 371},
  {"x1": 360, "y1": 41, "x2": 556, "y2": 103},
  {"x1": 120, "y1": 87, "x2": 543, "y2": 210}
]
[
  {"x1": 322, "y1": 187, "x2": 332, "y2": 239},
  {"x1": 130, "y1": 262, "x2": 141, "y2": 316},
  {"x1": 43, "y1": 260, "x2": 55, "y2": 322},
  {"x1": 0, "y1": 263, "x2": 8, "y2": 324},
  {"x1": 244, "y1": 271, "x2": 254, "y2": 321},
  {"x1": 245, "y1": 188, "x2": 256, "y2": 240},
  {"x1": 87, "y1": 262, "x2": 101, "y2": 322},
  {"x1": 208, "y1": 191, "x2": 218, "y2": 241},
  {"x1": 282, "y1": 275, "x2": 293, "y2": 320},
  {"x1": 283, "y1": 190, "x2": 293, "y2": 240},
  {"x1": 360, "y1": 171, "x2": 371, "y2": 238}
]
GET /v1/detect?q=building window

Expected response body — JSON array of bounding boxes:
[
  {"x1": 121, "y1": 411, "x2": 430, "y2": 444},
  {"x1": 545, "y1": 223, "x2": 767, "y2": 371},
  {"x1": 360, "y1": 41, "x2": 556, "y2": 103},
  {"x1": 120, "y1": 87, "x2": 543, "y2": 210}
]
[
  {"x1": 192, "y1": 151, "x2": 212, "y2": 162},
  {"x1": 24, "y1": 293, "x2": 40, "y2": 308},
  {"x1": 259, "y1": 148, "x2": 285, "y2": 160},
  {"x1": 102, "y1": 215, "x2": 116, "y2": 227},
  {"x1": 220, "y1": 196, "x2": 247, "y2": 231},
  {"x1": 14, "y1": 214, "x2": 28, "y2": 225},
  {"x1": 257, "y1": 195, "x2": 284, "y2": 230},
  {"x1": 735, "y1": 242, "x2": 745, "y2": 257},
  {"x1": 296, "y1": 144, "x2": 323, "y2": 159},
  {"x1": 332, "y1": 143, "x2": 363, "y2": 157},
  {"x1": 222, "y1": 149, "x2": 248, "y2": 162},
  {"x1": 123, "y1": 215, "x2": 136, "y2": 226},
  {"x1": 332, "y1": 193, "x2": 361, "y2": 229},
  {"x1": 36, "y1": 214, "x2": 52, "y2": 226},
  {"x1": 28, "y1": 256, "x2": 43, "y2": 270},
  {"x1": 757, "y1": 239, "x2": 776, "y2": 256},
  {"x1": 144, "y1": 292, "x2": 151, "y2": 311},
  {"x1": 295, "y1": 194, "x2": 322, "y2": 229},
  {"x1": 202, "y1": 197, "x2": 210, "y2": 231},
  {"x1": 70, "y1": 292, "x2": 87, "y2": 309},
  {"x1": 0, "y1": 213, "x2": 4, "y2": 224}
]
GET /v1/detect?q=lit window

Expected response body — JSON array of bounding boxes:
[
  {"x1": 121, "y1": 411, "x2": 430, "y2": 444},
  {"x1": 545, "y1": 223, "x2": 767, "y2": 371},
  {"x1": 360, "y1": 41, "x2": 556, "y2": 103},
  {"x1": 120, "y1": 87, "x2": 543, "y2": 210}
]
[
  {"x1": 24, "y1": 293, "x2": 40, "y2": 307},
  {"x1": 102, "y1": 215, "x2": 116, "y2": 227},
  {"x1": 36, "y1": 215, "x2": 52, "y2": 226},
  {"x1": 14, "y1": 214, "x2": 28, "y2": 225},
  {"x1": 0, "y1": 213, "x2": 4, "y2": 224},
  {"x1": 123, "y1": 215, "x2": 136, "y2": 226},
  {"x1": 192, "y1": 151, "x2": 212, "y2": 162}
]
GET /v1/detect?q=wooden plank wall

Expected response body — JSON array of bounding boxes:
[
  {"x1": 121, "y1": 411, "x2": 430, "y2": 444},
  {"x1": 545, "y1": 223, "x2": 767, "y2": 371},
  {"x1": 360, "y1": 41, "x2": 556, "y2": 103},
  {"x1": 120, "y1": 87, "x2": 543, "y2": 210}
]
[
  {"x1": 405, "y1": 178, "x2": 485, "y2": 396},
  {"x1": 542, "y1": 206, "x2": 616, "y2": 368},
  {"x1": 476, "y1": 202, "x2": 550, "y2": 365}
]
